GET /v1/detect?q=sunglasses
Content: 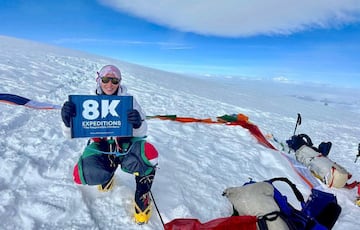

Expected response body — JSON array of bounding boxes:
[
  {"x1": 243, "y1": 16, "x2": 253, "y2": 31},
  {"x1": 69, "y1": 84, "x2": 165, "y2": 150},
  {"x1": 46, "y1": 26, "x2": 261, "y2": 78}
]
[{"x1": 101, "y1": 77, "x2": 120, "y2": 85}]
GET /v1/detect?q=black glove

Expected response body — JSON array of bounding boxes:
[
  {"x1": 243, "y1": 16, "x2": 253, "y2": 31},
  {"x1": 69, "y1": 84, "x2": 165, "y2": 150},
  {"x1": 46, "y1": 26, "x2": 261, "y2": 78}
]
[
  {"x1": 98, "y1": 139, "x2": 110, "y2": 152},
  {"x1": 286, "y1": 135, "x2": 306, "y2": 151},
  {"x1": 127, "y1": 109, "x2": 142, "y2": 129},
  {"x1": 61, "y1": 101, "x2": 76, "y2": 127},
  {"x1": 318, "y1": 142, "x2": 332, "y2": 156}
]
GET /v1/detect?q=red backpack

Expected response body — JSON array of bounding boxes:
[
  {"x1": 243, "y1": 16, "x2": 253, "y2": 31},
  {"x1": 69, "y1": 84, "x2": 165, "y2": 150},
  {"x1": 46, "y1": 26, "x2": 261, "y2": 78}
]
[{"x1": 164, "y1": 215, "x2": 258, "y2": 230}]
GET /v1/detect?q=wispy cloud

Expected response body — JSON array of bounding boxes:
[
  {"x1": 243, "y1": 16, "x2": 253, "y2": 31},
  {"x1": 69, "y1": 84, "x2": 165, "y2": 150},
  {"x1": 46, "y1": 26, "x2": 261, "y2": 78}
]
[
  {"x1": 272, "y1": 76, "x2": 293, "y2": 83},
  {"x1": 52, "y1": 38, "x2": 192, "y2": 50},
  {"x1": 99, "y1": 0, "x2": 360, "y2": 37}
]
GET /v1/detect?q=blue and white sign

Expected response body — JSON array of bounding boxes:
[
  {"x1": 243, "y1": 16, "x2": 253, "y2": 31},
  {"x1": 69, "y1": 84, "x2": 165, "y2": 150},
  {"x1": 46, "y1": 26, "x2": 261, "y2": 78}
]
[{"x1": 69, "y1": 95, "x2": 133, "y2": 138}]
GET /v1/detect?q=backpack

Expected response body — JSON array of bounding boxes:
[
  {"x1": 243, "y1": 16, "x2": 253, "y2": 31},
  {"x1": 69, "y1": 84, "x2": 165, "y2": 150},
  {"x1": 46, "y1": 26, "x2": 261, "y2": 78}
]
[
  {"x1": 223, "y1": 177, "x2": 341, "y2": 230},
  {"x1": 286, "y1": 133, "x2": 331, "y2": 156},
  {"x1": 164, "y1": 216, "x2": 259, "y2": 230},
  {"x1": 286, "y1": 134, "x2": 350, "y2": 188}
]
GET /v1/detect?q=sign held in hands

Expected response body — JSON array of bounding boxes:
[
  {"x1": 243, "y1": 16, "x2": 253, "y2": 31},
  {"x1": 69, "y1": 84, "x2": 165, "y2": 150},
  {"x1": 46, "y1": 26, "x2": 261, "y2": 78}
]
[{"x1": 69, "y1": 95, "x2": 133, "y2": 138}]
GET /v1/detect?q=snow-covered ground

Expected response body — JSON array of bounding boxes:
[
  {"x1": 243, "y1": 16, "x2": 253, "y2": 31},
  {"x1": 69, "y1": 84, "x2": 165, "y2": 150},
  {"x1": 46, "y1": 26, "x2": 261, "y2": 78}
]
[{"x1": 0, "y1": 35, "x2": 360, "y2": 230}]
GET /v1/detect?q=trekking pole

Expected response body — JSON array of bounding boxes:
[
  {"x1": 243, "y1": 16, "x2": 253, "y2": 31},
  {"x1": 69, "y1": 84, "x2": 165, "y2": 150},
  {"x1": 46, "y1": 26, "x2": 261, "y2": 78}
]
[
  {"x1": 355, "y1": 143, "x2": 360, "y2": 163},
  {"x1": 293, "y1": 113, "x2": 302, "y2": 136},
  {"x1": 150, "y1": 190, "x2": 165, "y2": 228},
  {"x1": 288, "y1": 113, "x2": 302, "y2": 154}
]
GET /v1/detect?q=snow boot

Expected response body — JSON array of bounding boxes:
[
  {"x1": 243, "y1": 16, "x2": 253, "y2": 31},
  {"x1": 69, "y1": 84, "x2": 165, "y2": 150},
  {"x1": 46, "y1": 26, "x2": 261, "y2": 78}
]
[
  {"x1": 356, "y1": 197, "x2": 360, "y2": 206},
  {"x1": 97, "y1": 175, "x2": 115, "y2": 192},
  {"x1": 134, "y1": 193, "x2": 152, "y2": 224}
]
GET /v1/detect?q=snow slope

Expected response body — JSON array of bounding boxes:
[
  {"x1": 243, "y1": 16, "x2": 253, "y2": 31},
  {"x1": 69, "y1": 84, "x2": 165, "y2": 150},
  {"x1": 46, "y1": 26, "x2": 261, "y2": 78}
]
[{"x1": 1, "y1": 35, "x2": 360, "y2": 230}]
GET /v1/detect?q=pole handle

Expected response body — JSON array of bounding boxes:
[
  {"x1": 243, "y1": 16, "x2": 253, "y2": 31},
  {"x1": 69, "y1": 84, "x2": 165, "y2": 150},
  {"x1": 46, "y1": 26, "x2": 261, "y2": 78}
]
[{"x1": 293, "y1": 113, "x2": 301, "y2": 136}]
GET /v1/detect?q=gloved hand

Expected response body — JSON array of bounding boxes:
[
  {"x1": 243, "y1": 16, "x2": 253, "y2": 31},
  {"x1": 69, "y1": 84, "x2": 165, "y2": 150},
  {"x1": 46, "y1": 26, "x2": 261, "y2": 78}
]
[
  {"x1": 61, "y1": 101, "x2": 76, "y2": 127},
  {"x1": 286, "y1": 135, "x2": 306, "y2": 151},
  {"x1": 318, "y1": 142, "x2": 332, "y2": 156},
  {"x1": 127, "y1": 109, "x2": 142, "y2": 129},
  {"x1": 98, "y1": 138, "x2": 110, "y2": 152}
]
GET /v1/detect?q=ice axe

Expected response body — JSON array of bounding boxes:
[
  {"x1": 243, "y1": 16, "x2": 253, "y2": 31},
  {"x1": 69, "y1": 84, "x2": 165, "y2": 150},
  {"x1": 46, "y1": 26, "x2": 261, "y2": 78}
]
[
  {"x1": 355, "y1": 143, "x2": 360, "y2": 163},
  {"x1": 293, "y1": 113, "x2": 302, "y2": 136}
]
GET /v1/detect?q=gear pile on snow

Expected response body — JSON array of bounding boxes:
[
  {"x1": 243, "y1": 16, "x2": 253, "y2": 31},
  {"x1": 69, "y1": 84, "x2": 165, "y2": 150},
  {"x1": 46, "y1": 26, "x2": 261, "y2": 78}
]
[
  {"x1": 287, "y1": 134, "x2": 351, "y2": 188},
  {"x1": 166, "y1": 177, "x2": 341, "y2": 230},
  {"x1": 223, "y1": 177, "x2": 342, "y2": 230}
]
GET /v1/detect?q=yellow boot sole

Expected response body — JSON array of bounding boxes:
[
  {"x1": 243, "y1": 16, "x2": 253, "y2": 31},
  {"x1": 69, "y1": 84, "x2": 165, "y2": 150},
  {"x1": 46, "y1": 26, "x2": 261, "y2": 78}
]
[
  {"x1": 97, "y1": 176, "x2": 115, "y2": 192},
  {"x1": 134, "y1": 202, "x2": 152, "y2": 224}
]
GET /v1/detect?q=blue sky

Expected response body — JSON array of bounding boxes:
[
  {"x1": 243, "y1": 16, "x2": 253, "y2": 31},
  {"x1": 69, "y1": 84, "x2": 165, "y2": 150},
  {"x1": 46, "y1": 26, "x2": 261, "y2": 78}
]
[{"x1": 1, "y1": 0, "x2": 360, "y2": 88}]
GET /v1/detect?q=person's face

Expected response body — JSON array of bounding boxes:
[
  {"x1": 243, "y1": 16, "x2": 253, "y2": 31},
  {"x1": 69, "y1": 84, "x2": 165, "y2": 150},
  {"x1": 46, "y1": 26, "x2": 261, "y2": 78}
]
[{"x1": 100, "y1": 74, "x2": 120, "y2": 95}]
